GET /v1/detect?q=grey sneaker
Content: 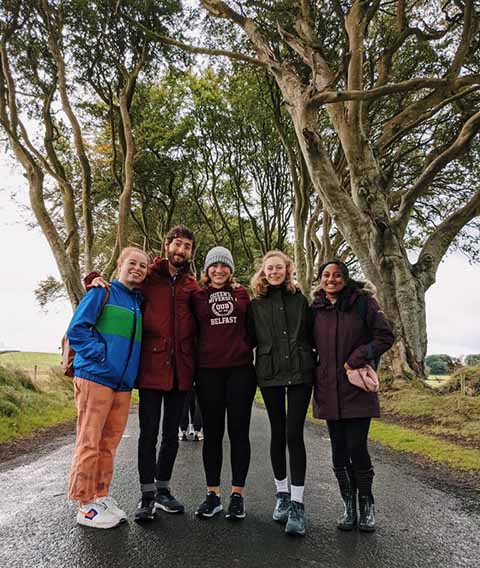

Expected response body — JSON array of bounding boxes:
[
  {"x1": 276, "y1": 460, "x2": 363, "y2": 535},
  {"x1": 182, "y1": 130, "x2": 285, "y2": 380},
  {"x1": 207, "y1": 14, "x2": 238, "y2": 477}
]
[
  {"x1": 285, "y1": 501, "x2": 306, "y2": 536},
  {"x1": 273, "y1": 492, "x2": 290, "y2": 524},
  {"x1": 134, "y1": 492, "x2": 156, "y2": 523},
  {"x1": 155, "y1": 488, "x2": 185, "y2": 513}
]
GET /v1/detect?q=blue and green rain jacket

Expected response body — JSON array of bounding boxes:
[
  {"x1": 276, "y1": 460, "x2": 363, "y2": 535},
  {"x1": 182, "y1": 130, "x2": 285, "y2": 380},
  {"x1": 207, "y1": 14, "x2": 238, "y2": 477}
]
[{"x1": 66, "y1": 280, "x2": 143, "y2": 391}]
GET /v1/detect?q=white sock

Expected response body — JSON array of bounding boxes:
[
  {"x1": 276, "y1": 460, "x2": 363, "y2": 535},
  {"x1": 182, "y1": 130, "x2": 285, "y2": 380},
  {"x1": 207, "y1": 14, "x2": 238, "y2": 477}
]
[
  {"x1": 275, "y1": 477, "x2": 289, "y2": 493},
  {"x1": 291, "y1": 485, "x2": 304, "y2": 503}
]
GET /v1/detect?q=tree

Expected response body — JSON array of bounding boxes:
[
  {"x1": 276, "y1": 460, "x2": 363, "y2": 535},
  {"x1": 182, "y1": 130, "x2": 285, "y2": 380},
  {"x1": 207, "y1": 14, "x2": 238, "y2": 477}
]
[
  {"x1": 195, "y1": 0, "x2": 480, "y2": 378},
  {"x1": 465, "y1": 354, "x2": 480, "y2": 366},
  {"x1": 425, "y1": 353, "x2": 461, "y2": 375},
  {"x1": 425, "y1": 355, "x2": 450, "y2": 375},
  {"x1": 0, "y1": 0, "x2": 181, "y2": 306}
]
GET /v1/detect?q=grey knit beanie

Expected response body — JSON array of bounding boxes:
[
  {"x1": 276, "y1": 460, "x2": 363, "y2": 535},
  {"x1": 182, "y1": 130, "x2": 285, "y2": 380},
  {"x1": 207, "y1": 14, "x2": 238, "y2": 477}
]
[{"x1": 203, "y1": 246, "x2": 235, "y2": 273}]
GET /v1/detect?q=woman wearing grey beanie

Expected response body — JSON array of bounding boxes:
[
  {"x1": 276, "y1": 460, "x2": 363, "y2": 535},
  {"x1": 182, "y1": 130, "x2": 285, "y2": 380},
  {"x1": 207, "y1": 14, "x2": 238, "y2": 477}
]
[{"x1": 191, "y1": 247, "x2": 256, "y2": 521}]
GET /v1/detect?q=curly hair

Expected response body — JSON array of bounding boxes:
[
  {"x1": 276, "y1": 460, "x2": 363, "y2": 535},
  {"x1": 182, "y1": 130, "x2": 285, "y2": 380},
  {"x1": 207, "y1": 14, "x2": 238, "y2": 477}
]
[{"x1": 250, "y1": 250, "x2": 297, "y2": 297}]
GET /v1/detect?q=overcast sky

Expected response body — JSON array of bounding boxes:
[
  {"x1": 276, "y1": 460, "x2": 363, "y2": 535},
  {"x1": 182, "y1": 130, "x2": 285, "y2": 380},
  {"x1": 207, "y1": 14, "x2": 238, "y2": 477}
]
[{"x1": 0, "y1": 158, "x2": 479, "y2": 357}]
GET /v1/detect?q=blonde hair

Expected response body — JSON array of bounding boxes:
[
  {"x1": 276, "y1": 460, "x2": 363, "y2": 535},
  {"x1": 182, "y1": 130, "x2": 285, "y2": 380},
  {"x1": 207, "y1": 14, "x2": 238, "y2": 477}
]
[
  {"x1": 250, "y1": 250, "x2": 297, "y2": 297},
  {"x1": 116, "y1": 246, "x2": 149, "y2": 276}
]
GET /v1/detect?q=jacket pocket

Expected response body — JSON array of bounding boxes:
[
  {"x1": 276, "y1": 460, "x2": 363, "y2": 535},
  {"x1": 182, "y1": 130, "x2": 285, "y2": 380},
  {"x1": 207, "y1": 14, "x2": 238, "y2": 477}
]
[
  {"x1": 148, "y1": 337, "x2": 170, "y2": 368},
  {"x1": 256, "y1": 345, "x2": 273, "y2": 379}
]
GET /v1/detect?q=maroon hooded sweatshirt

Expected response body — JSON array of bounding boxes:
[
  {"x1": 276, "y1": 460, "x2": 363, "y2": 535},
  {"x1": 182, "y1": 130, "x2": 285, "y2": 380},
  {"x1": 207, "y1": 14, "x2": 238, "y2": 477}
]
[{"x1": 191, "y1": 284, "x2": 253, "y2": 369}]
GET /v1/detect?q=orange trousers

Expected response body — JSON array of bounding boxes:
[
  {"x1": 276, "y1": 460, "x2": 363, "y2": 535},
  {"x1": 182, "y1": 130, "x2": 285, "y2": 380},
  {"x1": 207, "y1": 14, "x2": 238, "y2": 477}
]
[{"x1": 68, "y1": 377, "x2": 131, "y2": 504}]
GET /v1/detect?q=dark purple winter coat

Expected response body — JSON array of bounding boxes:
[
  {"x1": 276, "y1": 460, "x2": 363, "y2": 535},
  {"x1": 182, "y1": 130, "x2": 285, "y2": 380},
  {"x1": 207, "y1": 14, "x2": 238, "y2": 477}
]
[{"x1": 311, "y1": 285, "x2": 395, "y2": 420}]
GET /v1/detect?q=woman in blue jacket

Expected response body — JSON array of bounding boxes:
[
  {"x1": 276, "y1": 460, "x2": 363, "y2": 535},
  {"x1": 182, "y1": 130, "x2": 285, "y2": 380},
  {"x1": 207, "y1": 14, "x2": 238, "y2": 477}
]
[{"x1": 67, "y1": 247, "x2": 147, "y2": 529}]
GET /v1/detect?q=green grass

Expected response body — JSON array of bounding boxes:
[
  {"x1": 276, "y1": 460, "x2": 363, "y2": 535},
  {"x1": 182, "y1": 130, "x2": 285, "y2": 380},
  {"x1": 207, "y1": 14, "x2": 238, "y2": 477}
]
[
  {"x1": 0, "y1": 360, "x2": 141, "y2": 445},
  {"x1": 0, "y1": 365, "x2": 75, "y2": 444},
  {"x1": 380, "y1": 383, "x2": 480, "y2": 445},
  {"x1": 0, "y1": 351, "x2": 59, "y2": 370},
  {"x1": 425, "y1": 374, "x2": 451, "y2": 388},
  {"x1": 368, "y1": 420, "x2": 480, "y2": 471}
]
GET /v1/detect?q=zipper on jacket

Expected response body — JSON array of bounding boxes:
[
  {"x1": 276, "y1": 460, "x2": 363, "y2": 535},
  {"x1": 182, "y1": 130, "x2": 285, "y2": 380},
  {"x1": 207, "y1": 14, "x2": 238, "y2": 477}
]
[
  {"x1": 119, "y1": 295, "x2": 138, "y2": 390},
  {"x1": 170, "y1": 273, "x2": 177, "y2": 388},
  {"x1": 334, "y1": 307, "x2": 342, "y2": 420}
]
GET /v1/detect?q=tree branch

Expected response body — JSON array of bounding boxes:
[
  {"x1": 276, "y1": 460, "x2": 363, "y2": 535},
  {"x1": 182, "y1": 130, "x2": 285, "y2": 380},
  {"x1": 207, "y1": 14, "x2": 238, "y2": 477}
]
[
  {"x1": 448, "y1": 0, "x2": 476, "y2": 78},
  {"x1": 307, "y1": 75, "x2": 480, "y2": 107},
  {"x1": 415, "y1": 188, "x2": 480, "y2": 289},
  {"x1": 381, "y1": 85, "x2": 480, "y2": 150},
  {"x1": 121, "y1": 13, "x2": 266, "y2": 67},
  {"x1": 344, "y1": 0, "x2": 368, "y2": 129},
  {"x1": 395, "y1": 108, "x2": 480, "y2": 232}
]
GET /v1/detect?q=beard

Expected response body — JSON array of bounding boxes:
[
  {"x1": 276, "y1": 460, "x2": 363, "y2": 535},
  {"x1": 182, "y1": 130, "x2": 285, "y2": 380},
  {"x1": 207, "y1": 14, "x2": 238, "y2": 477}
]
[{"x1": 167, "y1": 250, "x2": 189, "y2": 268}]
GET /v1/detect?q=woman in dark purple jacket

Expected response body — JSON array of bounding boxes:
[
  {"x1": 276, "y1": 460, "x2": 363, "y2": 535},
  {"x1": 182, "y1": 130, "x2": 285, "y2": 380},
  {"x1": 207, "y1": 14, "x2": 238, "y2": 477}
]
[{"x1": 312, "y1": 260, "x2": 394, "y2": 533}]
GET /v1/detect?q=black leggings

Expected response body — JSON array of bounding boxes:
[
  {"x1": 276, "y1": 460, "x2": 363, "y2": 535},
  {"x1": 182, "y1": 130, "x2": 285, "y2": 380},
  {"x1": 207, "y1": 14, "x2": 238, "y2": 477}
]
[
  {"x1": 196, "y1": 366, "x2": 257, "y2": 488},
  {"x1": 260, "y1": 383, "x2": 312, "y2": 486},
  {"x1": 327, "y1": 417, "x2": 372, "y2": 470},
  {"x1": 138, "y1": 388, "x2": 187, "y2": 491},
  {"x1": 180, "y1": 389, "x2": 202, "y2": 432}
]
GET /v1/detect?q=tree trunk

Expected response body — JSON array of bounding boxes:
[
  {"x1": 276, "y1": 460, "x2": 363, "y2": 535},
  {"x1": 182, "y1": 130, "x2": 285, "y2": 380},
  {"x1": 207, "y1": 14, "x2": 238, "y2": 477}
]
[
  {"x1": 26, "y1": 163, "x2": 84, "y2": 308},
  {"x1": 287, "y1": 101, "x2": 427, "y2": 378}
]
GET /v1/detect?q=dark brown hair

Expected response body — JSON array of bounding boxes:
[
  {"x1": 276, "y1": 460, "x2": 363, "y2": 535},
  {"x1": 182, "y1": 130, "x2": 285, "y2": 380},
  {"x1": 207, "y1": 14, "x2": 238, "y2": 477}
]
[{"x1": 165, "y1": 225, "x2": 195, "y2": 250}]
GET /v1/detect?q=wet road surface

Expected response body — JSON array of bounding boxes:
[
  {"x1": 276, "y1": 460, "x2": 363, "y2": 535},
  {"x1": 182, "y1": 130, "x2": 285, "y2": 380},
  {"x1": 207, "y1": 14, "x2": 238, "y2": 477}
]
[{"x1": 0, "y1": 405, "x2": 479, "y2": 568}]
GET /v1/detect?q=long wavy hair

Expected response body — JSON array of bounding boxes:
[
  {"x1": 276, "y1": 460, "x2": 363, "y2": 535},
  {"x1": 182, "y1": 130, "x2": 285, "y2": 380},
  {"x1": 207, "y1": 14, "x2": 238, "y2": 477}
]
[{"x1": 250, "y1": 250, "x2": 297, "y2": 297}]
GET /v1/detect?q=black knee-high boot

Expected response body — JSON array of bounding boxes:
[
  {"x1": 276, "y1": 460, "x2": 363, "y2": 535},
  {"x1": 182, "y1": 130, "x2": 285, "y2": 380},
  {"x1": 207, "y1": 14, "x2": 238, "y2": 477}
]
[
  {"x1": 333, "y1": 467, "x2": 357, "y2": 531},
  {"x1": 355, "y1": 468, "x2": 376, "y2": 532}
]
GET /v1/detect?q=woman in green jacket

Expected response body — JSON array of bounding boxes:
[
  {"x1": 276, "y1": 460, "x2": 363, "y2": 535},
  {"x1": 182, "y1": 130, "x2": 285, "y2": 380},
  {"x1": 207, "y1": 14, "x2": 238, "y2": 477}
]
[{"x1": 248, "y1": 251, "x2": 315, "y2": 536}]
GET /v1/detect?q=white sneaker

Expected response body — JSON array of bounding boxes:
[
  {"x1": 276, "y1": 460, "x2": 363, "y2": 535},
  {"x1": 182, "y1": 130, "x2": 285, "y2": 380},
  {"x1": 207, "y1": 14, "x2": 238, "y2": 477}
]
[
  {"x1": 76, "y1": 501, "x2": 121, "y2": 529},
  {"x1": 194, "y1": 431, "x2": 204, "y2": 441},
  {"x1": 96, "y1": 496, "x2": 127, "y2": 522}
]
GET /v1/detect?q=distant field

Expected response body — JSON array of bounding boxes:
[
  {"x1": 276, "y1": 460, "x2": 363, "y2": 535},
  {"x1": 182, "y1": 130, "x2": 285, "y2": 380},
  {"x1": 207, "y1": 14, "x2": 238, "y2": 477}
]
[
  {"x1": 0, "y1": 351, "x2": 59, "y2": 369},
  {"x1": 426, "y1": 374, "x2": 451, "y2": 388},
  {"x1": 0, "y1": 352, "x2": 60, "y2": 386}
]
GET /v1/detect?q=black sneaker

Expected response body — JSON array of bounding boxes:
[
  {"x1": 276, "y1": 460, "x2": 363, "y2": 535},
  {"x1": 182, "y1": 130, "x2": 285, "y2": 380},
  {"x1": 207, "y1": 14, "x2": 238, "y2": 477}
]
[
  {"x1": 225, "y1": 492, "x2": 246, "y2": 520},
  {"x1": 155, "y1": 488, "x2": 185, "y2": 513},
  {"x1": 195, "y1": 491, "x2": 223, "y2": 518},
  {"x1": 134, "y1": 492, "x2": 156, "y2": 523}
]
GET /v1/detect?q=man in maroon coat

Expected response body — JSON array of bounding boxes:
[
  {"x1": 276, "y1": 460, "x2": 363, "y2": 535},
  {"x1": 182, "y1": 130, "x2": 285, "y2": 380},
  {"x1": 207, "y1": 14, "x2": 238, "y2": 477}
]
[
  {"x1": 134, "y1": 225, "x2": 199, "y2": 521},
  {"x1": 86, "y1": 226, "x2": 199, "y2": 522}
]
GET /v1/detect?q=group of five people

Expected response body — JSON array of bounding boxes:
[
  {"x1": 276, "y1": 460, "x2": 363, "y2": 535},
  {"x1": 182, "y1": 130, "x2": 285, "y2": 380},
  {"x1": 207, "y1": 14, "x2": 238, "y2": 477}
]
[{"x1": 66, "y1": 225, "x2": 394, "y2": 536}]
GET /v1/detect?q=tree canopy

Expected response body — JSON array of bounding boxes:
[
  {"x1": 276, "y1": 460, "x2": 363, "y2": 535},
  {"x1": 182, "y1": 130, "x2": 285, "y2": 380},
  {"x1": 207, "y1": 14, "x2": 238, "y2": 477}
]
[{"x1": 1, "y1": 0, "x2": 479, "y2": 379}]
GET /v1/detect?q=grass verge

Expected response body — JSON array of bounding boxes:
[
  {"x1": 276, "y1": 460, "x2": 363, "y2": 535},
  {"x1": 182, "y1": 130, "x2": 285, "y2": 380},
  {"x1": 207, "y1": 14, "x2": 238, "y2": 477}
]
[
  {"x1": 367, "y1": 420, "x2": 480, "y2": 472},
  {"x1": 0, "y1": 365, "x2": 75, "y2": 444},
  {"x1": 380, "y1": 382, "x2": 480, "y2": 446}
]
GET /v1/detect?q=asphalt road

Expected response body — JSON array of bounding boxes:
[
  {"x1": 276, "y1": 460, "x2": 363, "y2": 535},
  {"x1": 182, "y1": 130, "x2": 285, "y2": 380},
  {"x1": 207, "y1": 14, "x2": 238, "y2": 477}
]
[{"x1": 0, "y1": 405, "x2": 479, "y2": 568}]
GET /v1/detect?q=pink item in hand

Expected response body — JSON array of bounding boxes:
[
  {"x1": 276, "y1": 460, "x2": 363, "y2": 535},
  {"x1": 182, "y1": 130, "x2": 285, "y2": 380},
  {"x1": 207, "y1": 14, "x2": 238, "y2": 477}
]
[{"x1": 346, "y1": 364, "x2": 379, "y2": 392}]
